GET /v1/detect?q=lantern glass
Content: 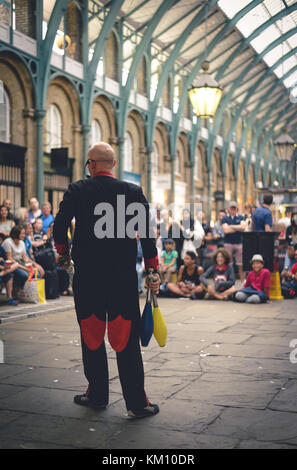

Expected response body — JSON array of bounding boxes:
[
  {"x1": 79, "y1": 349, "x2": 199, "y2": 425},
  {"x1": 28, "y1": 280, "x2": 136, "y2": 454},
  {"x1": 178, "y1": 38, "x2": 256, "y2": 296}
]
[
  {"x1": 188, "y1": 85, "x2": 222, "y2": 119},
  {"x1": 274, "y1": 131, "x2": 295, "y2": 162}
]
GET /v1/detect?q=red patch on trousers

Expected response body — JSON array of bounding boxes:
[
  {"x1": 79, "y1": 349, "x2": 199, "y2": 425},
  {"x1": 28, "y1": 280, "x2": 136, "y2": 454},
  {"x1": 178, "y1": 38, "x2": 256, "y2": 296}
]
[
  {"x1": 107, "y1": 315, "x2": 131, "y2": 352},
  {"x1": 80, "y1": 314, "x2": 106, "y2": 351}
]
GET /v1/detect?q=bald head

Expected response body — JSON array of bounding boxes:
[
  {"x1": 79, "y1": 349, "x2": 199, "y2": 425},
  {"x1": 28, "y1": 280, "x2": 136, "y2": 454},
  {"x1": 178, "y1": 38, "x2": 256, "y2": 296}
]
[{"x1": 87, "y1": 142, "x2": 116, "y2": 176}]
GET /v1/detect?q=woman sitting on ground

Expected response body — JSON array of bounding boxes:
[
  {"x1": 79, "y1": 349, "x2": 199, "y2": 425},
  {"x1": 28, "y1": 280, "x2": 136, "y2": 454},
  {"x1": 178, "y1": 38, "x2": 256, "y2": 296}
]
[
  {"x1": 199, "y1": 248, "x2": 236, "y2": 300},
  {"x1": 167, "y1": 251, "x2": 205, "y2": 299}
]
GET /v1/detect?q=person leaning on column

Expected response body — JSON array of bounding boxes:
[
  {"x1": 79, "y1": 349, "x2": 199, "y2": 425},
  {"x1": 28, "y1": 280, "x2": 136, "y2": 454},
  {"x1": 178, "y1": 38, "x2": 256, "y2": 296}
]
[{"x1": 53, "y1": 142, "x2": 161, "y2": 419}]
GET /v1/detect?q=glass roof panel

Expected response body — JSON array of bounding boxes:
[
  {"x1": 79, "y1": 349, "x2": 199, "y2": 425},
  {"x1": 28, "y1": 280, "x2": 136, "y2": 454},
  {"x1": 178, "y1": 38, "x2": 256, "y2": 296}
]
[{"x1": 250, "y1": 24, "x2": 280, "y2": 53}]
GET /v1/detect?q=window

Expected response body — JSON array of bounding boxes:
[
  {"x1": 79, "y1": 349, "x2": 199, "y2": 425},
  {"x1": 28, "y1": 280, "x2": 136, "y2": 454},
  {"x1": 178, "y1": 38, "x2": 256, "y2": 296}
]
[
  {"x1": 0, "y1": 89, "x2": 10, "y2": 143},
  {"x1": 89, "y1": 119, "x2": 101, "y2": 148},
  {"x1": 151, "y1": 142, "x2": 159, "y2": 177},
  {"x1": 123, "y1": 132, "x2": 133, "y2": 172},
  {"x1": 45, "y1": 104, "x2": 62, "y2": 153}
]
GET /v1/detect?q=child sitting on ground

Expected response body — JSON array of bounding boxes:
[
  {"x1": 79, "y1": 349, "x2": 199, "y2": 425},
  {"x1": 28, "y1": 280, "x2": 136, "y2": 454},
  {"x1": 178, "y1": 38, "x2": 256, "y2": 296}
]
[
  {"x1": 200, "y1": 248, "x2": 236, "y2": 300},
  {"x1": 167, "y1": 251, "x2": 205, "y2": 299},
  {"x1": 160, "y1": 239, "x2": 177, "y2": 292},
  {"x1": 233, "y1": 254, "x2": 270, "y2": 303}
]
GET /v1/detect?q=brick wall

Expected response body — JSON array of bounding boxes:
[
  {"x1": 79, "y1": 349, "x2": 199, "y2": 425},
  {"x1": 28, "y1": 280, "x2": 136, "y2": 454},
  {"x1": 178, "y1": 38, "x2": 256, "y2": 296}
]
[
  {"x1": 15, "y1": 0, "x2": 36, "y2": 39},
  {"x1": 66, "y1": 2, "x2": 82, "y2": 62},
  {"x1": 0, "y1": 4, "x2": 10, "y2": 25}
]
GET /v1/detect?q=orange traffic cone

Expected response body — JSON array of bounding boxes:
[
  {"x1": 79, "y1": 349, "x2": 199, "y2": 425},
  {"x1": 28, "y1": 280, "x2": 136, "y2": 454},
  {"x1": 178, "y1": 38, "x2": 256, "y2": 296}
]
[{"x1": 269, "y1": 271, "x2": 283, "y2": 300}]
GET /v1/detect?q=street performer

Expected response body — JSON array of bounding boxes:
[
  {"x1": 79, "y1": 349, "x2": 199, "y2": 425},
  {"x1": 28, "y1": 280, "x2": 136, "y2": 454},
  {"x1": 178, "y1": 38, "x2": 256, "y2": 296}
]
[{"x1": 53, "y1": 142, "x2": 160, "y2": 419}]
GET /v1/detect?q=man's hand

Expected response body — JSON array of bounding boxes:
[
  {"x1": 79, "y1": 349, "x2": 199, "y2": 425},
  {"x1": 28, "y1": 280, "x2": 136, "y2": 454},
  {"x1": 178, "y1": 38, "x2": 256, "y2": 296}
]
[
  {"x1": 57, "y1": 254, "x2": 71, "y2": 269},
  {"x1": 146, "y1": 272, "x2": 160, "y2": 294}
]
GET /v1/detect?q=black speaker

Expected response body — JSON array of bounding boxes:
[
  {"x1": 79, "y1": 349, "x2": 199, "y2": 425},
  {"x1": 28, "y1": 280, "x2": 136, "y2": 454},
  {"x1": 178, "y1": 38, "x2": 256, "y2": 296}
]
[
  {"x1": 242, "y1": 232, "x2": 278, "y2": 272},
  {"x1": 51, "y1": 148, "x2": 68, "y2": 169}
]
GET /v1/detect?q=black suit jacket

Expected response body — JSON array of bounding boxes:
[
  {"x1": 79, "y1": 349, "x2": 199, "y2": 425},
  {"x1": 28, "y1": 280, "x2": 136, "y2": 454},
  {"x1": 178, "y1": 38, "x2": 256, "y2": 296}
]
[{"x1": 53, "y1": 175, "x2": 157, "y2": 321}]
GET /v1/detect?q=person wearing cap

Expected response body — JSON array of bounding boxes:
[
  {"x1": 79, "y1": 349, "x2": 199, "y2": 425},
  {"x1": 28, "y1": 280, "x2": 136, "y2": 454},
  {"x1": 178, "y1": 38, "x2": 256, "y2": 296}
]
[
  {"x1": 233, "y1": 254, "x2": 270, "y2": 303},
  {"x1": 222, "y1": 201, "x2": 246, "y2": 282},
  {"x1": 252, "y1": 193, "x2": 273, "y2": 232},
  {"x1": 53, "y1": 142, "x2": 160, "y2": 419}
]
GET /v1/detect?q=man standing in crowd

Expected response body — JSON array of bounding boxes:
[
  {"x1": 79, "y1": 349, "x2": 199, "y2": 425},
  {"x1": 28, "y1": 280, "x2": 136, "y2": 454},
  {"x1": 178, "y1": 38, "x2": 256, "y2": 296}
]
[
  {"x1": 53, "y1": 142, "x2": 160, "y2": 419},
  {"x1": 41, "y1": 202, "x2": 54, "y2": 234},
  {"x1": 222, "y1": 201, "x2": 246, "y2": 282},
  {"x1": 252, "y1": 193, "x2": 273, "y2": 232},
  {"x1": 212, "y1": 209, "x2": 226, "y2": 247}
]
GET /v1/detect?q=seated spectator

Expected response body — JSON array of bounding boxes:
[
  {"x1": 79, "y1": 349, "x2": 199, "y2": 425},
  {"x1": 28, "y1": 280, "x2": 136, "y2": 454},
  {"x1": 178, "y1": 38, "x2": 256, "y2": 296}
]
[
  {"x1": 0, "y1": 234, "x2": 20, "y2": 305},
  {"x1": 0, "y1": 205, "x2": 15, "y2": 238},
  {"x1": 200, "y1": 248, "x2": 236, "y2": 300},
  {"x1": 277, "y1": 222, "x2": 286, "y2": 240},
  {"x1": 40, "y1": 202, "x2": 54, "y2": 234},
  {"x1": 281, "y1": 245, "x2": 297, "y2": 299},
  {"x1": 28, "y1": 197, "x2": 42, "y2": 224},
  {"x1": 281, "y1": 241, "x2": 296, "y2": 273},
  {"x1": 46, "y1": 222, "x2": 71, "y2": 296},
  {"x1": 3, "y1": 199, "x2": 18, "y2": 224},
  {"x1": 22, "y1": 221, "x2": 45, "y2": 279},
  {"x1": 233, "y1": 254, "x2": 270, "y2": 304},
  {"x1": 285, "y1": 209, "x2": 297, "y2": 245},
  {"x1": 16, "y1": 207, "x2": 29, "y2": 226},
  {"x1": 167, "y1": 251, "x2": 205, "y2": 299},
  {"x1": 160, "y1": 239, "x2": 178, "y2": 291},
  {"x1": 1, "y1": 226, "x2": 33, "y2": 297},
  {"x1": 32, "y1": 218, "x2": 47, "y2": 252}
]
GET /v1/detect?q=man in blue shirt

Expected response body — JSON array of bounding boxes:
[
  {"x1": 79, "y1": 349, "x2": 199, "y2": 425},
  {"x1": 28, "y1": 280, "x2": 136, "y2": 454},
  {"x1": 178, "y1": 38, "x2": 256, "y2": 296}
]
[
  {"x1": 41, "y1": 202, "x2": 55, "y2": 234},
  {"x1": 222, "y1": 201, "x2": 246, "y2": 282},
  {"x1": 252, "y1": 194, "x2": 273, "y2": 232}
]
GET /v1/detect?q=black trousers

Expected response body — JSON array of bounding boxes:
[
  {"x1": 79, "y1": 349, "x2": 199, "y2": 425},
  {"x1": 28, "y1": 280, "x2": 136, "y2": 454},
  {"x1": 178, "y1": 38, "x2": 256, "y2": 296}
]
[{"x1": 79, "y1": 318, "x2": 147, "y2": 411}]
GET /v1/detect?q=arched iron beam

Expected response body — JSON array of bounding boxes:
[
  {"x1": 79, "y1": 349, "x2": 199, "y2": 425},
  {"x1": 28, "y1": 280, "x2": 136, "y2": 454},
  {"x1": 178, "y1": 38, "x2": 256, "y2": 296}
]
[
  {"x1": 244, "y1": 103, "x2": 296, "y2": 179},
  {"x1": 152, "y1": 3, "x2": 204, "y2": 41},
  {"x1": 207, "y1": 25, "x2": 297, "y2": 168},
  {"x1": 117, "y1": 0, "x2": 178, "y2": 187},
  {"x1": 171, "y1": 0, "x2": 264, "y2": 171},
  {"x1": 35, "y1": 0, "x2": 70, "y2": 205},
  {"x1": 145, "y1": 0, "x2": 218, "y2": 202},
  {"x1": 176, "y1": 34, "x2": 242, "y2": 74},
  {"x1": 173, "y1": 17, "x2": 227, "y2": 69},
  {"x1": 215, "y1": 3, "x2": 297, "y2": 82},
  {"x1": 81, "y1": 0, "x2": 124, "y2": 167},
  {"x1": 234, "y1": 46, "x2": 297, "y2": 103},
  {"x1": 38, "y1": 0, "x2": 69, "y2": 105},
  {"x1": 221, "y1": 52, "x2": 297, "y2": 173},
  {"x1": 152, "y1": 8, "x2": 220, "y2": 61}
]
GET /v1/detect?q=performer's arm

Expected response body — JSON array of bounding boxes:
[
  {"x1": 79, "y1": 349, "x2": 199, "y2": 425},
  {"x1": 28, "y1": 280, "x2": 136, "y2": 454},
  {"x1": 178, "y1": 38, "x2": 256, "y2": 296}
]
[{"x1": 53, "y1": 183, "x2": 78, "y2": 257}]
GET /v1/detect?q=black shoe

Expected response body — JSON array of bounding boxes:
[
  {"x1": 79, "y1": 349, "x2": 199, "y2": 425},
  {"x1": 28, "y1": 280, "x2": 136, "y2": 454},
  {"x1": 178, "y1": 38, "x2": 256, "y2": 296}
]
[
  {"x1": 127, "y1": 402, "x2": 159, "y2": 419},
  {"x1": 73, "y1": 394, "x2": 107, "y2": 410},
  {"x1": 190, "y1": 293, "x2": 197, "y2": 300}
]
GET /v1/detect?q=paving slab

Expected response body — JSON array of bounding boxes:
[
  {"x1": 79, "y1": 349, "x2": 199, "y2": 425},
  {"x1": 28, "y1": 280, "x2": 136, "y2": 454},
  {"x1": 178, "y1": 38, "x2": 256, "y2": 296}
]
[
  {"x1": 174, "y1": 373, "x2": 286, "y2": 409},
  {"x1": 204, "y1": 407, "x2": 297, "y2": 444},
  {"x1": 268, "y1": 379, "x2": 297, "y2": 413}
]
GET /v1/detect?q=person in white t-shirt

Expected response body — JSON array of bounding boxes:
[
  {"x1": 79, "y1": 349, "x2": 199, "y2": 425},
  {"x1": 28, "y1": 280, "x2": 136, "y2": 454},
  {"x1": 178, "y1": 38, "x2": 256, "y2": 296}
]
[{"x1": 2, "y1": 226, "x2": 32, "y2": 296}]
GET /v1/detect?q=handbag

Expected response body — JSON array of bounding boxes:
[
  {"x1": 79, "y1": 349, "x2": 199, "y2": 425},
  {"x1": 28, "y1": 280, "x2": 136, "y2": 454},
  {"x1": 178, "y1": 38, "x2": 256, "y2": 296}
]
[{"x1": 18, "y1": 270, "x2": 46, "y2": 304}]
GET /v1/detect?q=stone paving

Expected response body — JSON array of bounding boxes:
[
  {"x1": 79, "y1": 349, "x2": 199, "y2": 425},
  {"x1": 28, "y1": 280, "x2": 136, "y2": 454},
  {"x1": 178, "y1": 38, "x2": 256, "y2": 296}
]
[{"x1": 0, "y1": 295, "x2": 297, "y2": 449}]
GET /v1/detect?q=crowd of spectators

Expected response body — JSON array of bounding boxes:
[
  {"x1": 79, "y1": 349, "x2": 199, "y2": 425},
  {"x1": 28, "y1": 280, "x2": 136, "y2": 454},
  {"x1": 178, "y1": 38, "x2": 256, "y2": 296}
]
[
  {"x1": 136, "y1": 195, "x2": 297, "y2": 303},
  {"x1": 0, "y1": 192, "x2": 296, "y2": 307},
  {"x1": 0, "y1": 198, "x2": 72, "y2": 306}
]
